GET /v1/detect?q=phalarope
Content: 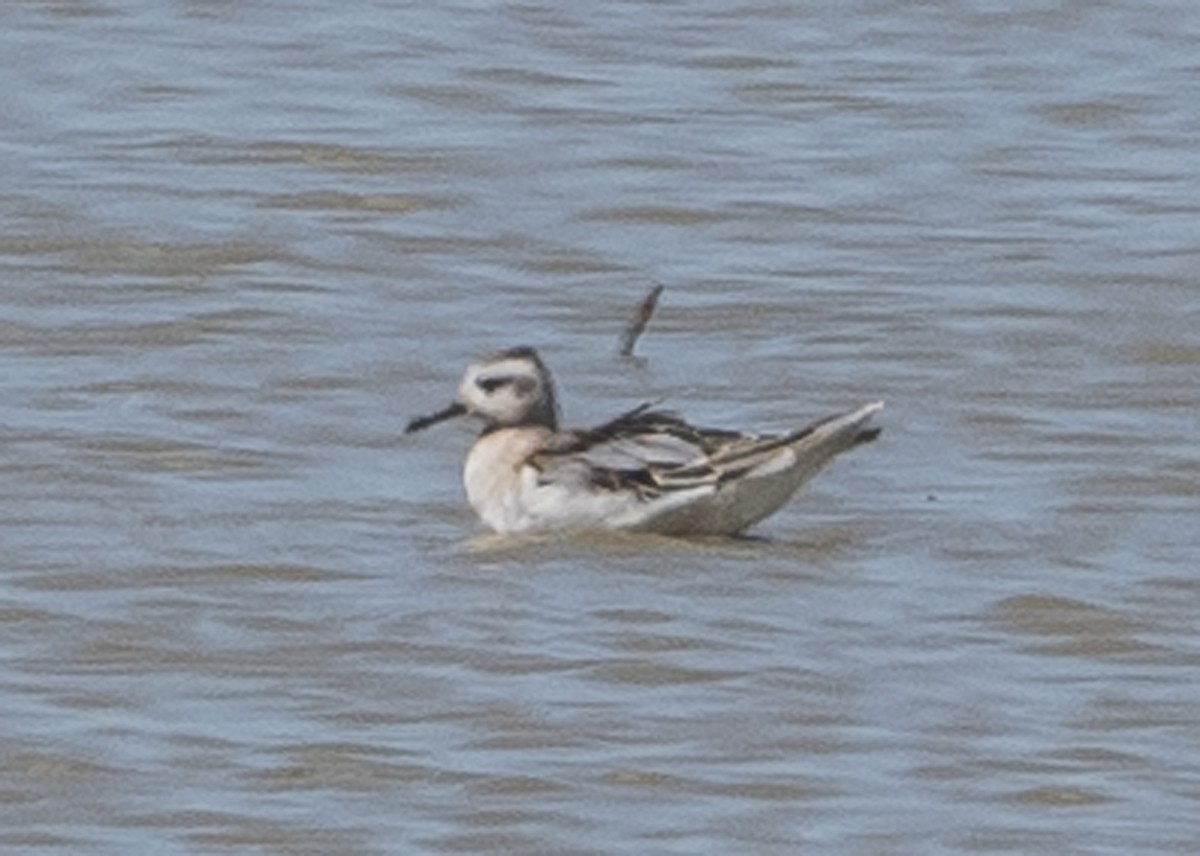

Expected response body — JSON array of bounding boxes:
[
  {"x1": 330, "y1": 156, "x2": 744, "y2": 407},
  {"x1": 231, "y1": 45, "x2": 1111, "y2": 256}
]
[{"x1": 406, "y1": 346, "x2": 882, "y2": 536}]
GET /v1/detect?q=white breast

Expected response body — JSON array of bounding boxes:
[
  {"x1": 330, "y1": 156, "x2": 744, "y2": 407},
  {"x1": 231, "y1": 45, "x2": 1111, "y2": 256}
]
[{"x1": 462, "y1": 427, "x2": 554, "y2": 534}]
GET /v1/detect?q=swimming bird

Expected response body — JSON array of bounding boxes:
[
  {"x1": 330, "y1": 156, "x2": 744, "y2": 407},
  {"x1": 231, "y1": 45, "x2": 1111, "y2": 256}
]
[{"x1": 406, "y1": 346, "x2": 882, "y2": 536}]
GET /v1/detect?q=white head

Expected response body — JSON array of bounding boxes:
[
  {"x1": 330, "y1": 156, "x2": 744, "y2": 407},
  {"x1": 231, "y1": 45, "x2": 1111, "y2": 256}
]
[{"x1": 406, "y1": 346, "x2": 560, "y2": 434}]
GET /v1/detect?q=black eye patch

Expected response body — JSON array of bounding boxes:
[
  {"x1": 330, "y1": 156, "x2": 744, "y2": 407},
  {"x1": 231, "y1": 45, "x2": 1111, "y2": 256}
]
[{"x1": 476, "y1": 376, "x2": 511, "y2": 393}]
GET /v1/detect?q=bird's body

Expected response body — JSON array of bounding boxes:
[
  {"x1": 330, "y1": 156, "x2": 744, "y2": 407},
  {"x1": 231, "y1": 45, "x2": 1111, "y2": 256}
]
[{"x1": 407, "y1": 347, "x2": 882, "y2": 536}]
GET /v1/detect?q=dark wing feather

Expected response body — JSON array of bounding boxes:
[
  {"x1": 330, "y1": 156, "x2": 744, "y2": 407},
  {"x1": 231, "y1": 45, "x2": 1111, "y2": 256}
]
[{"x1": 530, "y1": 403, "x2": 766, "y2": 498}]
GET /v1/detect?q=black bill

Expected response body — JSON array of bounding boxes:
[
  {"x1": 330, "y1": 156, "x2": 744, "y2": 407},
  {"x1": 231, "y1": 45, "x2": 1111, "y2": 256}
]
[{"x1": 405, "y1": 402, "x2": 467, "y2": 434}]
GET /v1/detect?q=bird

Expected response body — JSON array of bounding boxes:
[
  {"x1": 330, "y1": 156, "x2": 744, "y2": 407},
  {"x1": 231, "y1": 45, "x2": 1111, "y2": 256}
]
[{"x1": 406, "y1": 346, "x2": 882, "y2": 536}]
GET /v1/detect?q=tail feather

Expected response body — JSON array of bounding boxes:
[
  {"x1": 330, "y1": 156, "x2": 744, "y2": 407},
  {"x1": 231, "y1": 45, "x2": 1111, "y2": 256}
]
[{"x1": 780, "y1": 400, "x2": 883, "y2": 472}]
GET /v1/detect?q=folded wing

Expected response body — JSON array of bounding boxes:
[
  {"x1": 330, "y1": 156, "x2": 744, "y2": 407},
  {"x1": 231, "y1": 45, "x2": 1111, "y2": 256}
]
[
  {"x1": 532, "y1": 401, "x2": 882, "y2": 501},
  {"x1": 529, "y1": 404, "x2": 775, "y2": 495}
]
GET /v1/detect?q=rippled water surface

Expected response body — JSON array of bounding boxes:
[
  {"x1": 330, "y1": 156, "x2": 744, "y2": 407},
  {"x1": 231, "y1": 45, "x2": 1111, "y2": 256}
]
[{"x1": 2, "y1": 1, "x2": 1199, "y2": 853}]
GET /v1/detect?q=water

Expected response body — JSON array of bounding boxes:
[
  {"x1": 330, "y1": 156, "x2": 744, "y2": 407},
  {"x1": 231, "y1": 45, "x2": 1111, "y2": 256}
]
[{"x1": 2, "y1": 0, "x2": 1198, "y2": 853}]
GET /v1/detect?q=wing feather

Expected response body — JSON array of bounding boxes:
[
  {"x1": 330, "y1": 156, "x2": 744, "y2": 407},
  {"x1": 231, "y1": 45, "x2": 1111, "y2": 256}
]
[{"x1": 527, "y1": 404, "x2": 778, "y2": 498}]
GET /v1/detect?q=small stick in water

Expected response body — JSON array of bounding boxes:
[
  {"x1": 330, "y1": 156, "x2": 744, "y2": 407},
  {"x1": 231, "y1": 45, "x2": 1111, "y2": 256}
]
[{"x1": 619, "y1": 284, "x2": 664, "y2": 357}]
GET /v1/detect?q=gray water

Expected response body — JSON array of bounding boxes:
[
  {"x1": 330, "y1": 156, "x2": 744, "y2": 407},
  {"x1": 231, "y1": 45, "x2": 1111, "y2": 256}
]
[{"x1": 2, "y1": 1, "x2": 1199, "y2": 853}]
